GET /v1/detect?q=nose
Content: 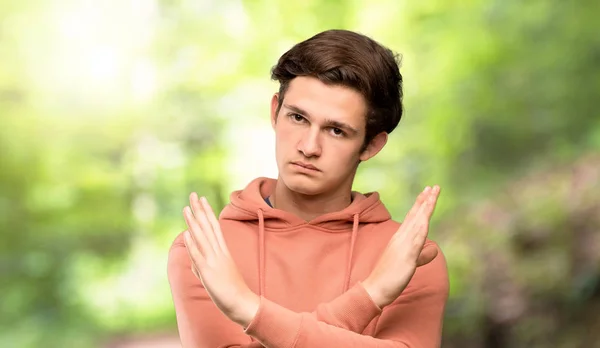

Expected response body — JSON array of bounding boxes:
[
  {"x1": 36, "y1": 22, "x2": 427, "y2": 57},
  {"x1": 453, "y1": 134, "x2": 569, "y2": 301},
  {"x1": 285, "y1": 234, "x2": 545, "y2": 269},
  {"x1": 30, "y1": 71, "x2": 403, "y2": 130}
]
[{"x1": 297, "y1": 127, "x2": 322, "y2": 158}]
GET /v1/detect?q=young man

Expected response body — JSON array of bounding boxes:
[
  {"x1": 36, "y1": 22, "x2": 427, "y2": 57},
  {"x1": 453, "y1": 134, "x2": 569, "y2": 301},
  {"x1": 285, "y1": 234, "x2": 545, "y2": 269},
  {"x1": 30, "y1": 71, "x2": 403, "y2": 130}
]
[{"x1": 168, "y1": 29, "x2": 449, "y2": 347}]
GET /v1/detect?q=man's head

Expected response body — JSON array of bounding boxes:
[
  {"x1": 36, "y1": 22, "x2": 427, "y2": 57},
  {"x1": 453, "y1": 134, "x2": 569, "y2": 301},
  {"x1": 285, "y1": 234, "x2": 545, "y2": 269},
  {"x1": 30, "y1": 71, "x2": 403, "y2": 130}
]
[{"x1": 270, "y1": 29, "x2": 403, "y2": 196}]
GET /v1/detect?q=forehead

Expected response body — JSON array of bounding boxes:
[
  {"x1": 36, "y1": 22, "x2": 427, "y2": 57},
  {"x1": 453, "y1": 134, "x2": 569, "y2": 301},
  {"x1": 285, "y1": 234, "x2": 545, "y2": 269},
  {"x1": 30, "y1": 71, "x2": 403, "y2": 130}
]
[{"x1": 283, "y1": 76, "x2": 367, "y2": 129}]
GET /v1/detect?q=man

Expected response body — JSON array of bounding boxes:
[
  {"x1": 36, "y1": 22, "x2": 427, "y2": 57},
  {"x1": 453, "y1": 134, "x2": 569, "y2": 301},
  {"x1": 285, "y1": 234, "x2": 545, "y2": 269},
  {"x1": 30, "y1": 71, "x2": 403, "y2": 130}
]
[{"x1": 168, "y1": 29, "x2": 449, "y2": 347}]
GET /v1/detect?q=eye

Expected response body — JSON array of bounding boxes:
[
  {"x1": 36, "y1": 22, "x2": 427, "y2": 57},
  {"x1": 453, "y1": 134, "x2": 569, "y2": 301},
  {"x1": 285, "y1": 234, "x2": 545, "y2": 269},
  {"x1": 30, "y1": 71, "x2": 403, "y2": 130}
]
[
  {"x1": 289, "y1": 113, "x2": 306, "y2": 123},
  {"x1": 331, "y1": 127, "x2": 345, "y2": 137}
]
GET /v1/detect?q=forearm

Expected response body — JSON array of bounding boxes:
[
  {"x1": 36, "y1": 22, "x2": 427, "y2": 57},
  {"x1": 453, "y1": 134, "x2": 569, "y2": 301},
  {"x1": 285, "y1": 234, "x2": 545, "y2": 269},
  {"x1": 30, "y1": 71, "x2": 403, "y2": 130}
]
[
  {"x1": 233, "y1": 281, "x2": 382, "y2": 334},
  {"x1": 244, "y1": 250, "x2": 449, "y2": 348},
  {"x1": 245, "y1": 297, "x2": 409, "y2": 348},
  {"x1": 170, "y1": 239, "x2": 383, "y2": 347}
]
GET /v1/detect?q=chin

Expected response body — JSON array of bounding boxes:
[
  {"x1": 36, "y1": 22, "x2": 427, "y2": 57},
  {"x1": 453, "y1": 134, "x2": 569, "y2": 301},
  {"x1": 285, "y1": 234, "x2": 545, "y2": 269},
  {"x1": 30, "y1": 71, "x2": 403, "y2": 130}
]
[{"x1": 280, "y1": 171, "x2": 327, "y2": 196}]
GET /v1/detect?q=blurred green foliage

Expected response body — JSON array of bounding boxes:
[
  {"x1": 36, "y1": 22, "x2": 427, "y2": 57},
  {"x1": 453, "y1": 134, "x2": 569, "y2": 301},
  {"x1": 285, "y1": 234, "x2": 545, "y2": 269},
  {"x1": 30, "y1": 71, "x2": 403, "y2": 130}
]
[{"x1": 1, "y1": 0, "x2": 598, "y2": 347}]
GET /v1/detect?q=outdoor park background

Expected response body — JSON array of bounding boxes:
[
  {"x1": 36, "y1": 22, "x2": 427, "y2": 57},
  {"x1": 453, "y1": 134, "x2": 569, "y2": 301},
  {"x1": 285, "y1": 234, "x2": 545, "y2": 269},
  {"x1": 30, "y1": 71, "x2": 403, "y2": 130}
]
[{"x1": 1, "y1": 0, "x2": 599, "y2": 347}]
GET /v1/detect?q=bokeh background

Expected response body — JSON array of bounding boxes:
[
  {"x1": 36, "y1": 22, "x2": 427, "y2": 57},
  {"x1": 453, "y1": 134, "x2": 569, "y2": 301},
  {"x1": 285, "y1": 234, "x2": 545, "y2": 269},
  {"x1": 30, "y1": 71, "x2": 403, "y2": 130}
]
[{"x1": 1, "y1": 0, "x2": 599, "y2": 347}]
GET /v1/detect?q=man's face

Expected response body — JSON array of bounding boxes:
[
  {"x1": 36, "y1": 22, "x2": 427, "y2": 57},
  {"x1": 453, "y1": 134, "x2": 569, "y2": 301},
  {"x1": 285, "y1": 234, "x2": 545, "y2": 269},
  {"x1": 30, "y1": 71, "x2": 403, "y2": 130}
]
[{"x1": 271, "y1": 76, "x2": 382, "y2": 196}]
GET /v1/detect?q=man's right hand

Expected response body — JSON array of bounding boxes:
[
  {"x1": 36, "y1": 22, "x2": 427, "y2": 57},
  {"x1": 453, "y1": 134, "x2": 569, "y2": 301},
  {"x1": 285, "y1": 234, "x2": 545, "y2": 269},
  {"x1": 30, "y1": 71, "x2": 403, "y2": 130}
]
[{"x1": 362, "y1": 186, "x2": 441, "y2": 309}]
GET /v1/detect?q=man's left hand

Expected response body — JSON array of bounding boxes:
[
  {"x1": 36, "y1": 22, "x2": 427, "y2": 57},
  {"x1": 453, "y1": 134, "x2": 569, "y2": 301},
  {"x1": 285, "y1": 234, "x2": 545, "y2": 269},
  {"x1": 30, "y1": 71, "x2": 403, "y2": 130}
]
[{"x1": 182, "y1": 192, "x2": 260, "y2": 327}]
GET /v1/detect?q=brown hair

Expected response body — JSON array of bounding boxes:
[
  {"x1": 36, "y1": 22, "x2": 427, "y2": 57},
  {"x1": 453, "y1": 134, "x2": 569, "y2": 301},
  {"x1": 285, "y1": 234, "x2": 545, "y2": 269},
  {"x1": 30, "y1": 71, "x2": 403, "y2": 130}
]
[{"x1": 271, "y1": 29, "x2": 403, "y2": 151}]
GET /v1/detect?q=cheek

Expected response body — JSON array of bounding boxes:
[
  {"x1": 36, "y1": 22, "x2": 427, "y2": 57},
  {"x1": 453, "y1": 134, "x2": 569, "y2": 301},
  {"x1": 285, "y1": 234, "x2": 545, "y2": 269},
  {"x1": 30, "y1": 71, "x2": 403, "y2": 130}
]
[
  {"x1": 275, "y1": 121, "x2": 302, "y2": 147},
  {"x1": 324, "y1": 139, "x2": 362, "y2": 164},
  {"x1": 274, "y1": 122, "x2": 297, "y2": 159},
  {"x1": 276, "y1": 121, "x2": 293, "y2": 137}
]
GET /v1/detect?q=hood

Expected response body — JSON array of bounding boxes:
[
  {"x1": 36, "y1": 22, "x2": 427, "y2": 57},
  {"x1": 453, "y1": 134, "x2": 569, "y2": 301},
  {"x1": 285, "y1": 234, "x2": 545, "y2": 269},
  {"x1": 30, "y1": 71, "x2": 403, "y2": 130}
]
[{"x1": 220, "y1": 177, "x2": 391, "y2": 230}]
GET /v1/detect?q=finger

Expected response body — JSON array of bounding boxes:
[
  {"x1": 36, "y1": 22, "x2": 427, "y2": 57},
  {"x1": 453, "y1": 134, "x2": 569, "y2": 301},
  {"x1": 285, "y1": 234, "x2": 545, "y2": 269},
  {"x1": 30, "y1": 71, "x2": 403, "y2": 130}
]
[
  {"x1": 406, "y1": 192, "x2": 432, "y2": 235},
  {"x1": 189, "y1": 192, "x2": 203, "y2": 217},
  {"x1": 181, "y1": 229, "x2": 203, "y2": 279},
  {"x1": 189, "y1": 192, "x2": 219, "y2": 252},
  {"x1": 405, "y1": 186, "x2": 431, "y2": 221},
  {"x1": 183, "y1": 205, "x2": 211, "y2": 255},
  {"x1": 407, "y1": 203, "x2": 429, "y2": 243},
  {"x1": 423, "y1": 185, "x2": 441, "y2": 220},
  {"x1": 413, "y1": 186, "x2": 440, "y2": 230},
  {"x1": 200, "y1": 197, "x2": 228, "y2": 252},
  {"x1": 406, "y1": 186, "x2": 431, "y2": 219},
  {"x1": 412, "y1": 199, "x2": 437, "y2": 249},
  {"x1": 416, "y1": 244, "x2": 438, "y2": 267},
  {"x1": 192, "y1": 264, "x2": 200, "y2": 279},
  {"x1": 183, "y1": 230, "x2": 205, "y2": 273},
  {"x1": 399, "y1": 186, "x2": 432, "y2": 233}
]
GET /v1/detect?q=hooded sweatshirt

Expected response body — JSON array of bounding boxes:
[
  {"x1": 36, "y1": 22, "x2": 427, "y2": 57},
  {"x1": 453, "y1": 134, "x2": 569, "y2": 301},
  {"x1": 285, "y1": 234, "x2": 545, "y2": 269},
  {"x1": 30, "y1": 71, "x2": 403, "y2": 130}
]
[{"x1": 168, "y1": 177, "x2": 449, "y2": 347}]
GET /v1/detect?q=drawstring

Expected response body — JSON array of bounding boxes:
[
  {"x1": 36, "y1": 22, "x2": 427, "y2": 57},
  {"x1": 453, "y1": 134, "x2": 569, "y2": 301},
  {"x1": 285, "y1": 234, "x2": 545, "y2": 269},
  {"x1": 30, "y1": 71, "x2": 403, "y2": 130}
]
[
  {"x1": 256, "y1": 210, "x2": 358, "y2": 296},
  {"x1": 343, "y1": 213, "x2": 360, "y2": 292},
  {"x1": 257, "y1": 209, "x2": 266, "y2": 297}
]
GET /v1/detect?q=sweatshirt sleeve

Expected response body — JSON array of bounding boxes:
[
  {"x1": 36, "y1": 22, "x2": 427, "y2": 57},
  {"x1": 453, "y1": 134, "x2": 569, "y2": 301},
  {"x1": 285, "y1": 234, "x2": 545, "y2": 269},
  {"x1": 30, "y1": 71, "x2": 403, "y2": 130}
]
[{"x1": 244, "y1": 245, "x2": 449, "y2": 348}]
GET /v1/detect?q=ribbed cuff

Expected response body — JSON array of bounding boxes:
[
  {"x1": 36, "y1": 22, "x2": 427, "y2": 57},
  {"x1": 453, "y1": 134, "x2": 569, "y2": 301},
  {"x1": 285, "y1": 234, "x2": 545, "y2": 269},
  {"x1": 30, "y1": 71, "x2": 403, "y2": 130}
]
[
  {"x1": 244, "y1": 296, "x2": 303, "y2": 348},
  {"x1": 354, "y1": 281, "x2": 383, "y2": 312},
  {"x1": 328, "y1": 282, "x2": 382, "y2": 331}
]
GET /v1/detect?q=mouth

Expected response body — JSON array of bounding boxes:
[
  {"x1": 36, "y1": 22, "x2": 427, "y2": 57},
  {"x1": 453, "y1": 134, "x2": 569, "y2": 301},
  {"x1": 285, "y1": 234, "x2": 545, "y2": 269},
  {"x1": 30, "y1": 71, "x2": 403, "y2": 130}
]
[{"x1": 291, "y1": 161, "x2": 320, "y2": 172}]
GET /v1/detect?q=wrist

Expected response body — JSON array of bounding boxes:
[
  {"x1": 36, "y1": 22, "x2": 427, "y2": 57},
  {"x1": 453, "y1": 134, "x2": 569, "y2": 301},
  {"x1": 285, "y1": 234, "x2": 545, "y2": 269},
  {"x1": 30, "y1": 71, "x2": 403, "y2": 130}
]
[
  {"x1": 362, "y1": 277, "x2": 388, "y2": 309},
  {"x1": 229, "y1": 291, "x2": 260, "y2": 328}
]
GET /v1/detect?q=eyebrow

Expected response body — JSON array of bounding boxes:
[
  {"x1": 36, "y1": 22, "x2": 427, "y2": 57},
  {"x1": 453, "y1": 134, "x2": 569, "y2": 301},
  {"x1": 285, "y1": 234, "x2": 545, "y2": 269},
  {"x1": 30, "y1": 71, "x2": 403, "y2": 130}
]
[{"x1": 283, "y1": 103, "x2": 360, "y2": 135}]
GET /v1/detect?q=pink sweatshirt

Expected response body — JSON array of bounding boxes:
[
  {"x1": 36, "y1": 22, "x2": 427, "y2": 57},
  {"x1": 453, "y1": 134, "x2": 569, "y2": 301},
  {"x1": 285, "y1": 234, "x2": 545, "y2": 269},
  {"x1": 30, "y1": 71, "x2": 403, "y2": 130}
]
[{"x1": 168, "y1": 177, "x2": 449, "y2": 347}]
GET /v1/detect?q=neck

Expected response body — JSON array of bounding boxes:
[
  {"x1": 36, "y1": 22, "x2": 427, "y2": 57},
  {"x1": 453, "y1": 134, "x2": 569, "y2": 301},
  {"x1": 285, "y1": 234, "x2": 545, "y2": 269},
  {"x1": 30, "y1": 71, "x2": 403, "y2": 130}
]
[{"x1": 271, "y1": 175, "x2": 355, "y2": 221}]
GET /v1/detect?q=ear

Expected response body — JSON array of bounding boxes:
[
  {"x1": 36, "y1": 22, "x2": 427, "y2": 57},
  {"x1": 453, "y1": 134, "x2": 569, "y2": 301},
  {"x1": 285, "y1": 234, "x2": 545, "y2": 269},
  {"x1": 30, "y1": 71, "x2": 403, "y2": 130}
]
[
  {"x1": 359, "y1": 132, "x2": 388, "y2": 161},
  {"x1": 270, "y1": 93, "x2": 280, "y2": 130}
]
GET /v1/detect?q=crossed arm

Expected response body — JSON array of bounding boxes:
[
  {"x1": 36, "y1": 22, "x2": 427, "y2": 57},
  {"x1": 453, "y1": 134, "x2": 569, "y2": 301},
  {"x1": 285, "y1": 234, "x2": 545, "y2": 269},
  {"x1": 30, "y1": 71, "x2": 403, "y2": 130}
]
[
  {"x1": 168, "y1": 236, "x2": 448, "y2": 347},
  {"x1": 168, "y1": 186, "x2": 448, "y2": 347}
]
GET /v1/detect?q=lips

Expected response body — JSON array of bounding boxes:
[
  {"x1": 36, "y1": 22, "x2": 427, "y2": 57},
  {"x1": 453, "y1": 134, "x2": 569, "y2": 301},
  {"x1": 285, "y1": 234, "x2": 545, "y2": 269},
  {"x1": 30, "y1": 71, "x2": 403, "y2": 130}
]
[{"x1": 291, "y1": 161, "x2": 320, "y2": 171}]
